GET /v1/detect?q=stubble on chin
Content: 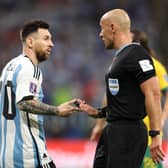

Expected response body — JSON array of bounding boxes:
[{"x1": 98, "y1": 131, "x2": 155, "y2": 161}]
[
  {"x1": 106, "y1": 43, "x2": 114, "y2": 49},
  {"x1": 36, "y1": 52, "x2": 48, "y2": 63},
  {"x1": 104, "y1": 40, "x2": 114, "y2": 50}
]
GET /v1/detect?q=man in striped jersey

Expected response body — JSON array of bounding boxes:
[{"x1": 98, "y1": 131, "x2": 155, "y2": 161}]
[{"x1": 0, "y1": 20, "x2": 82, "y2": 168}]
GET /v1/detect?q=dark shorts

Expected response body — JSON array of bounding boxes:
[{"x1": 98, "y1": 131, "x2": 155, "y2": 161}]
[
  {"x1": 93, "y1": 120, "x2": 148, "y2": 168},
  {"x1": 37, "y1": 161, "x2": 56, "y2": 168}
]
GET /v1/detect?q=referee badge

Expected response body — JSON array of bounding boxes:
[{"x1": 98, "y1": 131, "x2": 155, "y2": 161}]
[
  {"x1": 108, "y1": 78, "x2": 119, "y2": 95},
  {"x1": 139, "y1": 59, "x2": 153, "y2": 72}
]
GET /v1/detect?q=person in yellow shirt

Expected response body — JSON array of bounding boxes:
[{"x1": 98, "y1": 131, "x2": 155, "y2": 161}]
[{"x1": 90, "y1": 29, "x2": 168, "y2": 168}]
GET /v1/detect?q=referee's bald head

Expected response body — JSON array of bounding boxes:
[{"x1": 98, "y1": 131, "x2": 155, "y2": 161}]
[{"x1": 100, "y1": 9, "x2": 131, "y2": 32}]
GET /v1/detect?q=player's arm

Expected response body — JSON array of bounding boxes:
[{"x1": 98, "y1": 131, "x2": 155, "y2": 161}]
[
  {"x1": 17, "y1": 98, "x2": 82, "y2": 117},
  {"x1": 140, "y1": 76, "x2": 165, "y2": 163},
  {"x1": 16, "y1": 62, "x2": 82, "y2": 117},
  {"x1": 90, "y1": 94, "x2": 107, "y2": 141}
]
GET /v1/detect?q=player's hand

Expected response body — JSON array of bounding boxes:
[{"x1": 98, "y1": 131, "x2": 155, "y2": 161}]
[
  {"x1": 57, "y1": 99, "x2": 82, "y2": 117},
  {"x1": 90, "y1": 125, "x2": 103, "y2": 141},
  {"x1": 150, "y1": 135, "x2": 165, "y2": 164}
]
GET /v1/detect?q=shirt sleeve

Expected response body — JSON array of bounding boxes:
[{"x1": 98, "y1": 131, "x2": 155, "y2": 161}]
[
  {"x1": 15, "y1": 62, "x2": 39, "y2": 103},
  {"x1": 126, "y1": 45, "x2": 156, "y2": 84}
]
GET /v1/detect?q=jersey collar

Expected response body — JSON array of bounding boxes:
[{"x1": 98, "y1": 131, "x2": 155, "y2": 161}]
[{"x1": 114, "y1": 42, "x2": 140, "y2": 57}]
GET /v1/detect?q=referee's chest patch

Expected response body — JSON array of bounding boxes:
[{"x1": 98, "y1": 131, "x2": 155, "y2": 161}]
[{"x1": 108, "y1": 78, "x2": 119, "y2": 95}]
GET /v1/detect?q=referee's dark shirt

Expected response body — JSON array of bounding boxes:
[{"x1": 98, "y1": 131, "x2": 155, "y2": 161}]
[{"x1": 105, "y1": 43, "x2": 156, "y2": 122}]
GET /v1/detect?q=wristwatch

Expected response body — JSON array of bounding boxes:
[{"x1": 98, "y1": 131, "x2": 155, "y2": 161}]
[
  {"x1": 97, "y1": 107, "x2": 106, "y2": 118},
  {"x1": 149, "y1": 130, "x2": 160, "y2": 137}
]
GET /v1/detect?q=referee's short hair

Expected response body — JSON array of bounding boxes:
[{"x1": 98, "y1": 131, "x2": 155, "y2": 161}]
[{"x1": 20, "y1": 20, "x2": 49, "y2": 42}]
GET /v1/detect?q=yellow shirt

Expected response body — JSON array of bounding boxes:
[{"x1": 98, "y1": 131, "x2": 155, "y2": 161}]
[{"x1": 144, "y1": 57, "x2": 168, "y2": 144}]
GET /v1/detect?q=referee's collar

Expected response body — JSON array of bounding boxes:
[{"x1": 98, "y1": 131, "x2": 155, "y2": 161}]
[{"x1": 114, "y1": 42, "x2": 139, "y2": 57}]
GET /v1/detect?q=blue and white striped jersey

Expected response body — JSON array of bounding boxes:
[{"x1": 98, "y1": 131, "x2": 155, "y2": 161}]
[{"x1": 0, "y1": 54, "x2": 52, "y2": 168}]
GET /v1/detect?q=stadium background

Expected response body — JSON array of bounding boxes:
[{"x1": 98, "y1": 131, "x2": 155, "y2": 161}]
[{"x1": 0, "y1": 0, "x2": 168, "y2": 167}]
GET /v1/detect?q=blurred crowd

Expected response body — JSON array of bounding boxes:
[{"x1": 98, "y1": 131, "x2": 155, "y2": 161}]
[{"x1": 0, "y1": 0, "x2": 165, "y2": 138}]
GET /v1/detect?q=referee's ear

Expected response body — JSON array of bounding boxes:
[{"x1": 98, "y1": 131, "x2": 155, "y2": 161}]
[{"x1": 110, "y1": 23, "x2": 115, "y2": 32}]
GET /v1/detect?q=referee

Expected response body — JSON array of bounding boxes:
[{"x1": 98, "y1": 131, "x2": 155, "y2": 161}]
[
  {"x1": 131, "y1": 29, "x2": 168, "y2": 168},
  {"x1": 79, "y1": 9, "x2": 165, "y2": 168}
]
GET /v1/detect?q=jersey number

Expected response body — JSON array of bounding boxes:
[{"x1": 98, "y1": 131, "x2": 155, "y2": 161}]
[{"x1": 3, "y1": 81, "x2": 16, "y2": 119}]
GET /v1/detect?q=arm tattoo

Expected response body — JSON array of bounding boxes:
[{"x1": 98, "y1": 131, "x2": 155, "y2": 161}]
[{"x1": 17, "y1": 99, "x2": 59, "y2": 115}]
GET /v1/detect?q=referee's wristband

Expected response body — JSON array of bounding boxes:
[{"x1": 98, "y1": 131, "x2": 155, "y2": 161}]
[{"x1": 149, "y1": 130, "x2": 160, "y2": 137}]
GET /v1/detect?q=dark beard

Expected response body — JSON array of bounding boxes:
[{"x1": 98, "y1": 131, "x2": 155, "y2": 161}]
[{"x1": 36, "y1": 51, "x2": 47, "y2": 62}]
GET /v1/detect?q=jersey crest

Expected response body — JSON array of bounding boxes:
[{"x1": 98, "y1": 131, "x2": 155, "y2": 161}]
[
  {"x1": 108, "y1": 78, "x2": 119, "y2": 95},
  {"x1": 29, "y1": 82, "x2": 37, "y2": 94}
]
